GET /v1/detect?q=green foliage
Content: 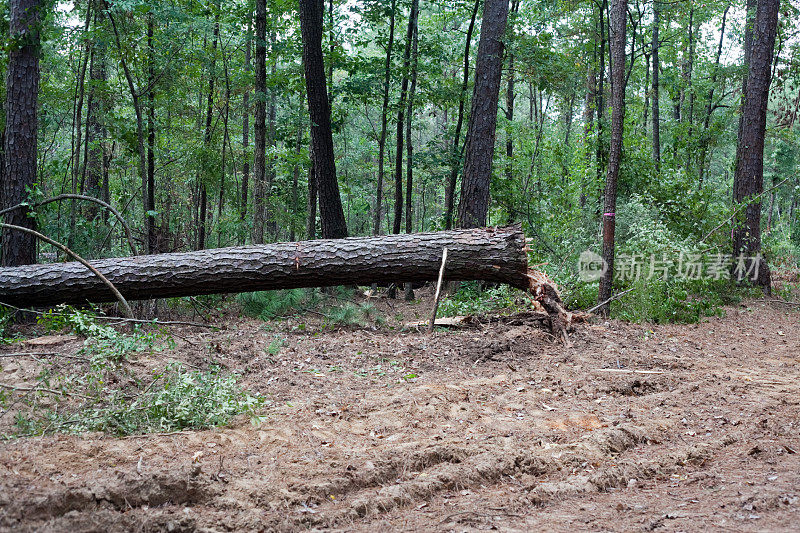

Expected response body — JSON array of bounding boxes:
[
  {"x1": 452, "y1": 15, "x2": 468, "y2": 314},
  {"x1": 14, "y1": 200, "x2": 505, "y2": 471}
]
[
  {"x1": 238, "y1": 289, "x2": 320, "y2": 320},
  {"x1": 5, "y1": 308, "x2": 261, "y2": 437},
  {"x1": 438, "y1": 282, "x2": 528, "y2": 317},
  {"x1": 611, "y1": 278, "x2": 758, "y2": 324}
]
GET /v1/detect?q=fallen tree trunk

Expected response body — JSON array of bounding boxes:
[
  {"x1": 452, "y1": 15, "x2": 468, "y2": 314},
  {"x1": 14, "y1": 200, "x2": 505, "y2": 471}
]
[{"x1": 0, "y1": 225, "x2": 571, "y2": 335}]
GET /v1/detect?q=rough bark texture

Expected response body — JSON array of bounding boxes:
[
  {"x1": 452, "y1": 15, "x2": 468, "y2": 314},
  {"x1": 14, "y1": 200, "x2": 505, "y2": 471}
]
[
  {"x1": 299, "y1": 0, "x2": 348, "y2": 239},
  {"x1": 2, "y1": 0, "x2": 40, "y2": 266},
  {"x1": 253, "y1": 0, "x2": 267, "y2": 244},
  {"x1": 456, "y1": 0, "x2": 509, "y2": 229},
  {"x1": 597, "y1": 0, "x2": 627, "y2": 316},
  {"x1": 0, "y1": 226, "x2": 531, "y2": 308},
  {"x1": 732, "y1": 0, "x2": 778, "y2": 293}
]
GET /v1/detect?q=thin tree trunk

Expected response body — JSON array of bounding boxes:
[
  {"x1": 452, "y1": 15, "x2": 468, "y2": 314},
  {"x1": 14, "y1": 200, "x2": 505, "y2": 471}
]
[
  {"x1": 306, "y1": 153, "x2": 317, "y2": 239},
  {"x1": 68, "y1": 5, "x2": 92, "y2": 250},
  {"x1": 597, "y1": 0, "x2": 627, "y2": 316},
  {"x1": 444, "y1": 0, "x2": 480, "y2": 230},
  {"x1": 108, "y1": 10, "x2": 147, "y2": 256},
  {"x1": 84, "y1": 7, "x2": 106, "y2": 222},
  {"x1": 288, "y1": 95, "x2": 306, "y2": 242},
  {"x1": 198, "y1": 5, "x2": 220, "y2": 251},
  {"x1": 240, "y1": 18, "x2": 251, "y2": 236},
  {"x1": 504, "y1": 0, "x2": 519, "y2": 220},
  {"x1": 404, "y1": 5, "x2": 419, "y2": 301},
  {"x1": 146, "y1": 13, "x2": 157, "y2": 253},
  {"x1": 651, "y1": 0, "x2": 661, "y2": 173},
  {"x1": 373, "y1": 0, "x2": 396, "y2": 236},
  {"x1": 457, "y1": 0, "x2": 510, "y2": 229},
  {"x1": 393, "y1": 0, "x2": 419, "y2": 236},
  {"x1": 697, "y1": 4, "x2": 729, "y2": 187},
  {"x1": 265, "y1": 32, "x2": 278, "y2": 240},
  {"x1": 217, "y1": 53, "x2": 231, "y2": 248}
]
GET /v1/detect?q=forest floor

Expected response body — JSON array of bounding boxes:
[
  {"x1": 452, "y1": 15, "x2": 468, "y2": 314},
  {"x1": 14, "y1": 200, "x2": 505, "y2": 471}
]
[{"x1": 0, "y1": 290, "x2": 799, "y2": 532}]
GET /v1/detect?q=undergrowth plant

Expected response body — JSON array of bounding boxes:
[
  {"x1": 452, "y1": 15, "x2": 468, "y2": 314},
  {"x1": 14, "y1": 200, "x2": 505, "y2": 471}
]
[{"x1": 4, "y1": 307, "x2": 262, "y2": 437}]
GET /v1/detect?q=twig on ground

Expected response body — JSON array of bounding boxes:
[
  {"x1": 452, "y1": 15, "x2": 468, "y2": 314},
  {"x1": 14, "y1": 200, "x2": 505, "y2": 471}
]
[{"x1": 0, "y1": 382, "x2": 92, "y2": 399}]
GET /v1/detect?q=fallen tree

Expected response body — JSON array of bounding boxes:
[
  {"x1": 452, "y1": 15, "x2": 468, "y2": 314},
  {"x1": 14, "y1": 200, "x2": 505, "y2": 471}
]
[{"x1": 0, "y1": 225, "x2": 572, "y2": 336}]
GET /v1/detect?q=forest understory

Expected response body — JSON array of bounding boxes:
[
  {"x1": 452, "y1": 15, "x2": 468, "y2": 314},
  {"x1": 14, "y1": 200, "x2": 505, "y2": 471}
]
[{"x1": 0, "y1": 288, "x2": 798, "y2": 532}]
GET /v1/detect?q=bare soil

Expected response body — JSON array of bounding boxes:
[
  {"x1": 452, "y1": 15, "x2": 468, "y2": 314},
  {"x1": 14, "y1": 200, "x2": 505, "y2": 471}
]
[{"x1": 1, "y1": 294, "x2": 799, "y2": 532}]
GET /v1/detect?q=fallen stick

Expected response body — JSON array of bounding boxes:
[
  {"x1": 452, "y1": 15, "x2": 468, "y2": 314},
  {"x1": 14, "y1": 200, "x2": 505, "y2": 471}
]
[{"x1": 429, "y1": 247, "x2": 448, "y2": 332}]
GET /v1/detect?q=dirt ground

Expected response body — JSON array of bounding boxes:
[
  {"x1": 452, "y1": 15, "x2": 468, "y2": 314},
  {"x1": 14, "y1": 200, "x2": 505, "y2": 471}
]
[{"x1": 0, "y1": 293, "x2": 799, "y2": 532}]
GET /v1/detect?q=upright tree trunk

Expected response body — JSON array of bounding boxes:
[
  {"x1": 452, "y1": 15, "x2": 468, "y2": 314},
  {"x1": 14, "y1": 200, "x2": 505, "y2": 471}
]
[
  {"x1": 253, "y1": 0, "x2": 267, "y2": 244},
  {"x1": 2, "y1": 0, "x2": 41, "y2": 266},
  {"x1": 69, "y1": 6, "x2": 92, "y2": 250},
  {"x1": 217, "y1": 54, "x2": 232, "y2": 247},
  {"x1": 581, "y1": 49, "x2": 597, "y2": 209},
  {"x1": 84, "y1": 8, "x2": 107, "y2": 222},
  {"x1": 732, "y1": 0, "x2": 779, "y2": 293},
  {"x1": 457, "y1": 0, "x2": 510, "y2": 229},
  {"x1": 265, "y1": 32, "x2": 278, "y2": 240},
  {"x1": 240, "y1": 18, "x2": 251, "y2": 236},
  {"x1": 505, "y1": 0, "x2": 519, "y2": 220},
  {"x1": 373, "y1": 0, "x2": 396, "y2": 236},
  {"x1": 198, "y1": 6, "x2": 220, "y2": 251},
  {"x1": 108, "y1": 10, "x2": 148, "y2": 256},
  {"x1": 444, "y1": 0, "x2": 480, "y2": 230},
  {"x1": 403, "y1": 5, "x2": 419, "y2": 301},
  {"x1": 306, "y1": 154, "x2": 317, "y2": 239},
  {"x1": 596, "y1": 0, "x2": 627, "y2": 316},
  {"x1": 299, "y1": 0, "x2": 348, "y2": 239},
  {"x1": 290, "y1": 97, "x2": 305, "y2": 242},
  {"x1": 393, "y1": 0, "x2": 420, "y2": 236},
  {"x1": 651, "y1": 0, "x2": 661, "y2": 173},
  {"x1": 146, "y1": 13, "x2": 157, "y2": 253}
]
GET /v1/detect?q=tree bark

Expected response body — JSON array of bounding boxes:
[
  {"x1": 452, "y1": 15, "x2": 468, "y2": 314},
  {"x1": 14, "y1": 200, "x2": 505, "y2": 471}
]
[
  {"x1": 253, "y1": 0, "x2": 267, "y2": 244},
  {"x1": 596, "y1": 0, "x2": 627, "y2": 316},
  {"x1": 2, "y1": 0, "x2": 41, "y2": 266},
  {"x1": 443, "y1": 0, "x2": 480, "y2": 230},
  {"x1": 457, "y1": 0, "x2": 510, "y2": 229},
  {"x1": 299, "y1": 0, "x2": 348, "y2": 239},
  {"x1": 732, "y1": 0, "x2": 778, "y2": 294},
  {"x1": 0, "y1": 226, "x2": 534, "y2": 307}
]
